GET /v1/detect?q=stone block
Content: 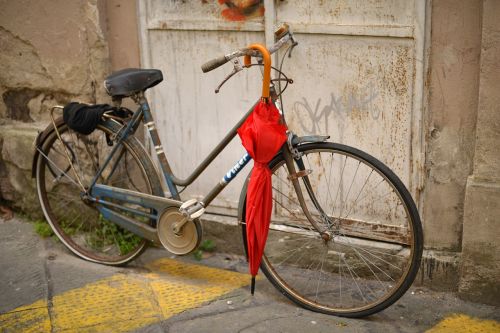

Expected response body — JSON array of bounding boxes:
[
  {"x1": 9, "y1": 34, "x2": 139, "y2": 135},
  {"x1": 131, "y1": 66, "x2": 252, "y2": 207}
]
[
  {"x1": 416, "y1": 250, "x2": 460, "y2": 292},
  {"x1": 459, "y1": 178, "x2": 500, "y2": 306},
  {"x1": 0, "y1": 122, "x2": 46, "y2": 217}
]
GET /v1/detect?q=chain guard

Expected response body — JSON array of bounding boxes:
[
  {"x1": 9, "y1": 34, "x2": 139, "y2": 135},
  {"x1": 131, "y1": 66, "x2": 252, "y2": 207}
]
[{"x1": 157, "y1": 207, "x2": 201, "y2": 255}]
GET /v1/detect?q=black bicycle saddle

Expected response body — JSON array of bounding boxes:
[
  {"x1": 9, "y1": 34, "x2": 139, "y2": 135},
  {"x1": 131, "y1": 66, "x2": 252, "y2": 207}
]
[{"x1": 104, "y1": 68, "x2": 163, "y2": 97}]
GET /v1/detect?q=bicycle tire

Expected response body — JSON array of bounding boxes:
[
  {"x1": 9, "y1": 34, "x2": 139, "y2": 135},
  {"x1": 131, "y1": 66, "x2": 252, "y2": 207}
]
[
  {"x1": 240, "y1": 142, "x2": 423, "y2": 317},
  {"x1": 35, "y1": 119, "x2": 163, "y2": 266}
]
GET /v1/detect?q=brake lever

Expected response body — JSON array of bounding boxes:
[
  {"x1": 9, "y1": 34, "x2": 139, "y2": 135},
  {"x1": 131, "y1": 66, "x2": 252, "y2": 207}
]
[
  {"x1": 288, "y1": 39, "x2": 298, "y2": 58},
  {"x1": 215, "y1": 59, "x2": 243, "y2": 94}
]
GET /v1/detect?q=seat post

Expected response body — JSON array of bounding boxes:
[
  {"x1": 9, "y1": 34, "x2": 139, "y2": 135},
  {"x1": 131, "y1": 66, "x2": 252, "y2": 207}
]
[
  {"x1": 136, "y1": 92, "x2": 180, "y2": 200},
  {"x1": 112, "y1": 95, "x2": 122, "y2": 108}
]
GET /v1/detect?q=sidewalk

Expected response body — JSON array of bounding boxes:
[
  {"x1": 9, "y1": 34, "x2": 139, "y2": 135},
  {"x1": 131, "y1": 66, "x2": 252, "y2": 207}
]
[{"x1": 1, "y1": 216, "x2": 499, "y2": 333}]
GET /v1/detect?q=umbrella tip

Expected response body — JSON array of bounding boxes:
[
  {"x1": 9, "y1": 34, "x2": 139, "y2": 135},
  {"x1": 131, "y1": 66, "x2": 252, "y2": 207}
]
[{"x1": 251, "y1": 276, "x2": 256, "y2": 295}]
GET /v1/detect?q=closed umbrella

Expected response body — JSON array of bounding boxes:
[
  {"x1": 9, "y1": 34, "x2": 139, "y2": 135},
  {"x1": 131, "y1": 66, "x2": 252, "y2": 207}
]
[{"x1": 237, "y1": 44, "x2": 287, "y2": 294}]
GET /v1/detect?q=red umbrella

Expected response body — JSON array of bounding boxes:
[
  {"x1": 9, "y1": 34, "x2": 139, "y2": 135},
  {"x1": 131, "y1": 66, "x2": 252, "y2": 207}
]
[{"x1": 237, "y1": 44, "x2": 288, "y2": 294}]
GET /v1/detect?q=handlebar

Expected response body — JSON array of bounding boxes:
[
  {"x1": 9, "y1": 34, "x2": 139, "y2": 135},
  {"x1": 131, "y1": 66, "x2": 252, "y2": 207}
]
[
  {"x1": 201, "y1": 29, "x2": 294, "y2": 73},
  {"x1": 201, "y1": 55, "x2": 230, "y2": 73}
]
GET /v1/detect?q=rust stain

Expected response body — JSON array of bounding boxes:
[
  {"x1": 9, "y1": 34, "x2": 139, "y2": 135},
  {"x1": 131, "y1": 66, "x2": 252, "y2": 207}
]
[
  {"x1": 218, "y1": 0, "x2": 264, "y2": 22},
  {"x1": 340, "y1": 218, "x2": 410, "y2": 245}
]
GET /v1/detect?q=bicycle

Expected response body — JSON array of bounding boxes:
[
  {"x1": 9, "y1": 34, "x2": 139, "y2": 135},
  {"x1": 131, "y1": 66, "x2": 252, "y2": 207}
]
[{"x1": 32, "y1": 24, "x2": 423, "y2": 318}]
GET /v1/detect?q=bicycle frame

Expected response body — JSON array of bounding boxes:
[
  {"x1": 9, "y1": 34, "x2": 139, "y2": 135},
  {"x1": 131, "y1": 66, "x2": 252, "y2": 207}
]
[
  {"x1": 78, "y1": 84, "x2": 329, "y2": 245},
  {"x1": 138, "y1": 93, "x2": 256, "y2": 205},
  {"x1": 78, "y1": 91, "x2": 252, "y2": 240}
]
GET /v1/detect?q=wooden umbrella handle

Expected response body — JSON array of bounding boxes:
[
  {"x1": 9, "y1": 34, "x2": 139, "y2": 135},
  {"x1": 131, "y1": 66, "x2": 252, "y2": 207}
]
[{"x1": 243, "y1": 44, "x2": 271, "y2": 100}]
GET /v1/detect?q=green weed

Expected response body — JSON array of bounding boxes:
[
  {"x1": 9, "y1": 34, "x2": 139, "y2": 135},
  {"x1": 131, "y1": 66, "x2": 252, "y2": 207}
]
[
  {"x1": 34, "y1": 220, "x2": 54, "y2": 238},
  {"x1": 86, "y1": 214, "x2": 143, "y2": 255},
  {"x1": 193, "y1": 239, "x2": 217, "y2": 261}
]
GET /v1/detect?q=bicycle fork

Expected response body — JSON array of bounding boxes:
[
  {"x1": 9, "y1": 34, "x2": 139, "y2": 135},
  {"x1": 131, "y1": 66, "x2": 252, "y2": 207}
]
[{"x1": 281, "y1": 142, "x2": 332, "y2": 241}]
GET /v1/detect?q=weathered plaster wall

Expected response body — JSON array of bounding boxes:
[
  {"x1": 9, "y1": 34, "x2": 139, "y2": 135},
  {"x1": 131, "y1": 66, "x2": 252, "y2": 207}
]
[
  {"x1": 423, "y1": 0, "x2": 482, "y2": 250},
  {"x1": 0, "y1": 0, "x2": 110, "y2": 213},
  {"x1": 104, "y1": 0, "x2": 142, "y2": 114},
  {"x1": 105, "y1": 0, "x2": 141, "y2": 71},
  {"x1": 459, "y1": 0, "x2": 500, "y2": 306}
]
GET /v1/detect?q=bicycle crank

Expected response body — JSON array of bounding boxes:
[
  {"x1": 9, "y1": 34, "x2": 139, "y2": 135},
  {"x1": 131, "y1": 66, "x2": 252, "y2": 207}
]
[{"x1": 157, "y1": 207, "x2": 202, "y2": 255}]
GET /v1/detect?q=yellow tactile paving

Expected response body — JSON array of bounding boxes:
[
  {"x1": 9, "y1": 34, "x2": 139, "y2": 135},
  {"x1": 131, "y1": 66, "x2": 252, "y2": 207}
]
[
  {"x1": 52, "y1": 274, "x2": 160, "y2": 332},
  {"x1": 146, "y1": 258, "x2": 251, "y2": 318},
  {"x1": 426, "y1": 314, "x2": 500, "y2": 333},
  {"x1": 0, "y1": 258, "x2": 250, "y2": 333},
  {"x1": 0, "y1": 300, "x2": 50, "y2": 333}
]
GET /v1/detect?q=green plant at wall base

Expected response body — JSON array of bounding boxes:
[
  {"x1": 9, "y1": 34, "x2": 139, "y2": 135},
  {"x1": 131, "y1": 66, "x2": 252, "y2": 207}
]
[
  {"x1": 193, "y1": 239, "x2": 217, "y2": 261},
  {"x1": 34, "y1": 220, "x2": 54, "y2": 238},
  {"x1": 86, "y1": 214, "x2": 143, "y2": 255}
]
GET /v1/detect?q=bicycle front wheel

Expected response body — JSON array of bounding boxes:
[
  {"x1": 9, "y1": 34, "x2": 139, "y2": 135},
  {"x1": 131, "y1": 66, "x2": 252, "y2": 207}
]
[
  {"x1": 241, "y1": 142, "x2": 423, "y2": 317},
  {"x1": 35, "y1": 119, "x2": 163, "y2": 265}
]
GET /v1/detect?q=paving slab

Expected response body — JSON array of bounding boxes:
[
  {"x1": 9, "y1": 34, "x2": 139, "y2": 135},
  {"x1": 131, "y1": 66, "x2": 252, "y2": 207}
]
[{"x1": 0, "y1": 216, "x2": 499, "y2": 333}]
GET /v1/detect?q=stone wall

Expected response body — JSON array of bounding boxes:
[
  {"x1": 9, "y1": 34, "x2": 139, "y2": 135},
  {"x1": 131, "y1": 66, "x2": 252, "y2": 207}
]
[
  {"x1": 0, "y1": 0, "x2": 110, "y2": 214},
  {"x1": 419, "y1": 0, "x2": 500, "y2": 305},
  {"x1": 422, "y1": 0, "x2": 482, "y2": 251},
  {"x1": 459, "y1": 0, "x2": 500, "y2": 305}
]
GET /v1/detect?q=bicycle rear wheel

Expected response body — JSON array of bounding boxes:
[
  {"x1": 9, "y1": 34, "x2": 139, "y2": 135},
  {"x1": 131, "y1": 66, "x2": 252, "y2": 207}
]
[
  {"x1": 35, "y1": 119, "x2": 163, "y2": 265},
  {"x1": 240, "y1": 142, "x2": 423, "y2": 317}
]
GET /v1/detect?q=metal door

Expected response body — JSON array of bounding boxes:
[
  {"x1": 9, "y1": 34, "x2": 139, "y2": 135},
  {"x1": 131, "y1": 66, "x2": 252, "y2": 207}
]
[{"x1": 138, "y1": 0, "x2": 427, "y2": 218}]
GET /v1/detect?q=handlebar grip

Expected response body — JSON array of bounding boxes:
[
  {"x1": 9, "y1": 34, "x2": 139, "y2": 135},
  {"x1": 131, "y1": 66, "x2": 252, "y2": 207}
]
[{"x1": 201, "y1": 55, "x2": 229, "y2": 73}]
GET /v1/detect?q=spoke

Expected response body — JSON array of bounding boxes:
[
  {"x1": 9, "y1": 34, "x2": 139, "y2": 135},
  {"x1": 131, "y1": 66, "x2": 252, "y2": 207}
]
[
  {"x1": 324, "y1": 152, "x2": 335, "y2": 212},
  {"x1": 344, "y1": 254, "x2": 379, "y2": 302},
  {"x1": 338, "y1": 160, "x2": 361, "y2": 219},
  {"x1": 314, "y1": 245, "x2": 328, "y2": 302},
  {"x1": 104, "y1": 147, "x2": 128, "y2": 185},
  {"x1": 51, "y1": 198, "x2": 80, "y2": 214},
  {"x1": 349, "y1": 243, "x2": 388, "y2": 287},
  {"x1": 353, "y1": 246, "x2": 395, "y2": 283},
  {"x1": 339, "y1": 246, "x2": 342, "y2": 302},
  {"x1": 82, "y1": 136, "x2": 102, "y2": 181},
  {"x1": 300, "y1": 259, "x2": 323, "y2": 296},
  {"x1": 359, "y1": 178, "x2": 394, "y2": 208},
  {"x1": 272, "y1": 185, "x2": 302, "y2": 209},
  {"x1": 274, "y1": 166, "x2": 293, "y2": 188},
  {"x1": 289, "y1": 243, "x2": 310, "y2": 268},
  {"x1": 60, "y1": 211, "x2": 85, "y2": 230},
  {"x1": 47, "y1": 190, "x2": 80, "y2": 200},
  {"x1": 297, "y1": 261, "x2": 319, "y2": 295},
  {"x1": 336, "y1": 234, "x2": 402, "y2": 273},
  {"x1": 276, "y1": 240, "x2": 315, "y2": 267},
  {"x1": 331, "y1": 155, "x2": 348, "y2": 217},
  {"x1": 68, "y1": 131, "x2": 88, "y2": 184},
  {"x1": 318, "y1": 153, "x2": 335, "y2": 214},
  {"x1": 272, "y1": 198, "x2": 318, "y2": 233},
  {"x1": 341, "y1": 169, "x2": 374, "y2": 220},
  {"x1": 266, "y1": 235, "x2": 319, "y2": 247},
  {"x1": 341, "y1": 255, "x2": 366, "y2": 302}
]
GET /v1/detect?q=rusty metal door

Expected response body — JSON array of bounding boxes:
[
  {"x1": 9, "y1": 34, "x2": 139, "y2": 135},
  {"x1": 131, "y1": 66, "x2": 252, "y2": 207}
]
[{"x1": 137, "y1": 0, "x2": 427, "y2": 218}]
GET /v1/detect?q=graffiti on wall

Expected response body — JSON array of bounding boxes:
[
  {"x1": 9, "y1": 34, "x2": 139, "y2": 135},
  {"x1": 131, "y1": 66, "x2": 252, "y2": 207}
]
[
  {"x1": 217, "y1": 0, "x2": 264, "y2": 21},
  {"x1": 291, "y1": 82, "x2": 382, "y2": 134}
]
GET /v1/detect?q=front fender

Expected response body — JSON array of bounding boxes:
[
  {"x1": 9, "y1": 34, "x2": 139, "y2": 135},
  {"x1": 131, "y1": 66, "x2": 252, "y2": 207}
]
[
  {"x1": 237, "y1": 133, "x2": 329, "y2": 223},
  {"x1": 290, "y1": 134, "x2": 330, "y2": 146}
]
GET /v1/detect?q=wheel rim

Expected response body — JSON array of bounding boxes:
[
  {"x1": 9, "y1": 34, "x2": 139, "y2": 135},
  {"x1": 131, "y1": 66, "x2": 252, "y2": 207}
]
[
  {"x1": 261, "y1": 146, "x2": 420, "y2": 315},
  {"x1": 37, "y1": 124, "x2": 153, "y2": 264}
]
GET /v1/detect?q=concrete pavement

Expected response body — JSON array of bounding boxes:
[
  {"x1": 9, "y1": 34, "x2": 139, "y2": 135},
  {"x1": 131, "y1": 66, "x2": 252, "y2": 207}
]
[{"x1": 1, "y1": 216, "x2": 499, "y2": 333}]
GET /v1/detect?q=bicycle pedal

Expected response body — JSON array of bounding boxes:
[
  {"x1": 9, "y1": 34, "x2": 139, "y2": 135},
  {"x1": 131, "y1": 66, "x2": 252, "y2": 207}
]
[{"x1": 179, "y1": 199, "x2": 205, "y2": 219}]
